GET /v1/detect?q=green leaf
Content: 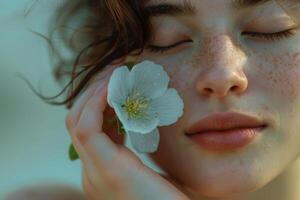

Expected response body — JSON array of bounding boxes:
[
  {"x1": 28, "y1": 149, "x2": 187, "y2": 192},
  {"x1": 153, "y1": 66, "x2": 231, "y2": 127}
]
[
  {"x1": 125, "y1": 61, "x2": 135, "y2": 71},
  {"x1": 69, "y1": 143, "x2": 79, "y2": 161},
  {"x1": 116, "y1": 116, "x2": 126, "y2": 135}
]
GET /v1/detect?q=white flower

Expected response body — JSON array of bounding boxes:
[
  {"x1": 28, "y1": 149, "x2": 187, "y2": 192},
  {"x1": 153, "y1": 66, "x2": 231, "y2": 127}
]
[{"x1": 107, "y1": 60, "x2": 184, "y2": 153}]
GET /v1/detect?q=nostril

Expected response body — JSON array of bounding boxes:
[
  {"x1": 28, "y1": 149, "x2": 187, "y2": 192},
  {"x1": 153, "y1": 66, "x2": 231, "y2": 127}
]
[
  {"x1": 204, "y1": 88, "x2": 213, "y2": 93},
  {"x1": 231, "y1": 85, "x2": 239, "y2": 91}
]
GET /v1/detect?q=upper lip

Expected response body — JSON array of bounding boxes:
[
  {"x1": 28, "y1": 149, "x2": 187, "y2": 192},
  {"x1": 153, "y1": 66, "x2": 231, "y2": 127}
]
[{"x1": 186, "y1": 112, "x2": 267, "y2": 135}]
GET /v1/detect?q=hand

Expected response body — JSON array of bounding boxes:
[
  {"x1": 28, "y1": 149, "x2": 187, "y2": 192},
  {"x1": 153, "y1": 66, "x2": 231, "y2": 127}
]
[{"x1": 64, "y1": 65, "x2": 190, "y2": 200}]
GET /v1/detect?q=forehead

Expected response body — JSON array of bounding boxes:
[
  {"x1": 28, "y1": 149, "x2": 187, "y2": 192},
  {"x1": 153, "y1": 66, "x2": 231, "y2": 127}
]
[
  {"x1": 145, "y1": 0, "x2": 271, "y2": 8},
  {"x1": 143, "y1": 0, "x2": 274, "y2": 18}
]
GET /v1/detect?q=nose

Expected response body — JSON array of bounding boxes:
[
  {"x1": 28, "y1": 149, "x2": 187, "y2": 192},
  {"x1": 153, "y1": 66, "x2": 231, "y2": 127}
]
[{"x1": 195, "y1": 33, "x2": 248, "y2": 98}]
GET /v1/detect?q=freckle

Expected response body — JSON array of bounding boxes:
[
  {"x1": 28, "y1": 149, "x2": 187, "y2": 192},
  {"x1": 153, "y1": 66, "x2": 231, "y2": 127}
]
[
  {"x1": 293, "y1": 52, "x2": 300, "y2": 60},
  {"x1": 263, "y1": 105, "x2": 269, "y2": 111},
  {"x1": 267, "y1": 71, "x2": 272, "y2": 80},
  {"x1": 190, "y1": 33, "x2": 245, "y2": 69}
]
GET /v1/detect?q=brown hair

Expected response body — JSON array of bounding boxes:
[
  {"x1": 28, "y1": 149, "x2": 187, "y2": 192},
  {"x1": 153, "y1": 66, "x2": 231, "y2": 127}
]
[{"x1": 25, "y1": 0, "x2": 152, "y2": 109}]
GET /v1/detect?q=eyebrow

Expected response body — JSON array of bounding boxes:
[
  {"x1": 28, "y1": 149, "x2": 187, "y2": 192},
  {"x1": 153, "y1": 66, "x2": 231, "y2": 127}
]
[
  {"x1": 144, "y1": 0, "x2": 196, "y2": 17},
  {"x1": 232, "y1": 0, "x2": 271, "y2": 9},
  {"x1": 144, "y1": 0, "x2": 271, "y2": 17}
]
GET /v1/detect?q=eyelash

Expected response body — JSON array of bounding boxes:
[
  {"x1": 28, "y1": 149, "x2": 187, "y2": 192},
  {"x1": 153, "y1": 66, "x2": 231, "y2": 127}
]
[
  {"x1": 146, "y1": 29, "x2": 296, "y2": 53},
  {"x1": 242, "y1": 28, "x2": 296, "y2": 41},
  {"x1": 147, "y1": 39, "x2": 193, "y2": 53}
]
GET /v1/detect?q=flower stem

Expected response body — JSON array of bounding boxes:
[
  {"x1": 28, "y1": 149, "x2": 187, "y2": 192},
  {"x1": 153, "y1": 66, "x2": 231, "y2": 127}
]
[
  {"x1": 116, "y1": 116, "x2": 126, "y2": 135},
  {"x1": 125, "y1": 61, "x2": 135, "y2": 71}
]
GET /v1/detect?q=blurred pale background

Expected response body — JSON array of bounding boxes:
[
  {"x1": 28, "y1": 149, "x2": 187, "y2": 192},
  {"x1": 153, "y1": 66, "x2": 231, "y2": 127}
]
[
  {"x1": 0, "y1": 1, "x2": 160, "y2": 198},
  {"x1": 0, "y1": 0, "x2": 82, "y2": 198}
]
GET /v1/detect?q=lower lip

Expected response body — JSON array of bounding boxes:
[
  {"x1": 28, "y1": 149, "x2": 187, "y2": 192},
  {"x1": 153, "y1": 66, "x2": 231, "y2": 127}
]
[{"x1": 187, "y1": 126, "x2": 266, "y2": 152}]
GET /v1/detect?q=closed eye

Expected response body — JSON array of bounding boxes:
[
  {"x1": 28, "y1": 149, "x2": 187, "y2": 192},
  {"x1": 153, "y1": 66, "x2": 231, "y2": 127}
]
[
  {"x1": 146, "y1": 39, "x2": 193, "y2": 53},
  {"x1": 242, "y1": 28, "x2": 296, "y2": 41},
  {"x1": 146, "y1": 29, "x2": 296, "y2": 53}
]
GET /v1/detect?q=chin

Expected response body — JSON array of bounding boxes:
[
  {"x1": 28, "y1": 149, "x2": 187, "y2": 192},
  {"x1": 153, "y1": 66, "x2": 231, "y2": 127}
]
[
  {"x1": 191, "y1": 181, "x2": 260, "y2": 198},
  {"x1": 185, "y1": 168, "x2": 274, "y2": 199}
]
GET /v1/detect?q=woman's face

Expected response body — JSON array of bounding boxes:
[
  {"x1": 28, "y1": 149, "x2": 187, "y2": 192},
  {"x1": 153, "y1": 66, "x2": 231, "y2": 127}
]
[{"x1": 132, "y1": 0, "x2": 300, "y2": 198}]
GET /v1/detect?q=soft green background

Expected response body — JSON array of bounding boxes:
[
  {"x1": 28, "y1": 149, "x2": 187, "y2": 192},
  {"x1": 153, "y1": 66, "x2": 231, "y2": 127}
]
[{"x1": 0, "y1": 1, "x2": 160, "y2": 198}]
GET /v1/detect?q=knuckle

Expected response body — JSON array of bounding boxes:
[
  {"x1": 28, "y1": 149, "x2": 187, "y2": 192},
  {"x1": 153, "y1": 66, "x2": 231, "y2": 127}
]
[
  {"x1": 65, "y1": 114, "x2": 74, "y2": 132},
  {"x1": 75, "y1": 128, "x2": 91, "y2": 145}
]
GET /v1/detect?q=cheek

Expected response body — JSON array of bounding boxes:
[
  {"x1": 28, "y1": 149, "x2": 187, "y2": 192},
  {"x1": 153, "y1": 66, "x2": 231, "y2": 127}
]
[
  {"x1": 151, "y1": 58, "x2": 196, "y2": 92},
  {"x1": 252, "y1": 50, "x2": 300, "y2": 147},
  {"x1": 253, "y1": 51, "x2": 300, "y2": 101},
  {"x1": 272, "y1": 53, "x2": 300, "y2": 97},
  {"x1": 248, "y1": 50, "x2": 300, "y2": 136}
]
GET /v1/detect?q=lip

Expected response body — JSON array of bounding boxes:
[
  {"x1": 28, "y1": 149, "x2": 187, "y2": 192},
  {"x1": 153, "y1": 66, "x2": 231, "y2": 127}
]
[
  {"x1": 185, "y1": 112, "x2": 268, "y2": 152},
  {"x1": 186, "y1": 112, "x2": 267, "y2": 135}
]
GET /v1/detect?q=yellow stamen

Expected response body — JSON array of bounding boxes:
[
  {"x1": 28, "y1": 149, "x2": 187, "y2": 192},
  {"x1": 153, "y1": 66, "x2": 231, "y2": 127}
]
[{"x1": 122, "y1": 91, "x2": 149, "y2": 119}]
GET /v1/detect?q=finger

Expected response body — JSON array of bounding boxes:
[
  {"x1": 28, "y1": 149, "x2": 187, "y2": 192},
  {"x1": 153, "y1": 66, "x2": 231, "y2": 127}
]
[
  {"x1": 81, "y1": 165, "x2": 102, "y2": 199},
  {"x1": 66, "y1": 66, "x2": 124, "y2": 145},
  {"x1": 82, "y1": 172, "x2": 98, "y2": 200},
  {"x1": 73, "y1": 81, "x2": 122, "y2": 162},
  {"x1": 66, "y1": 84, "x2": 107, "y2": 169},
  {"x1": 75, "y1": 82, "x2": 108, "y2": 139},
  {"x1": 65, "y1": 83, "x2": 107, "y2": 164},
  {"x1": 65, "y1": 83, "x2": 99, "y2": 133},
  {"x1": 65, "y1": 64, "x2": 116, "y2": 133},
  {"x1": 74, "y1": 82, "x2": 143, "y2": 165},
  {"x1": 81, "y1": 159, "x2": 122, "y2": 200}
]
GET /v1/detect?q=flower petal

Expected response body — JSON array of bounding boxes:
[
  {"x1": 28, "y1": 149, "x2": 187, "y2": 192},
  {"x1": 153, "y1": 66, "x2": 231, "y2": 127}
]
[
  {"x1": 107, "y1": 66, "x2": 131, "y2": 106},
  {"x1": 125, "y1": 114, "x2": 159, "y2": 134},
  {"x1": 128, "y1": 128, "x2": 160, "y2": 153},
  {"x1": 151, "y1": 88, "x2": 184, "y2": 126},
  {"x1": 129, "y1": 60, "x2": 169, "y2": 99},
  {"x1": 109, "y1": 101, "x2": 130, "y2": 130}
]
